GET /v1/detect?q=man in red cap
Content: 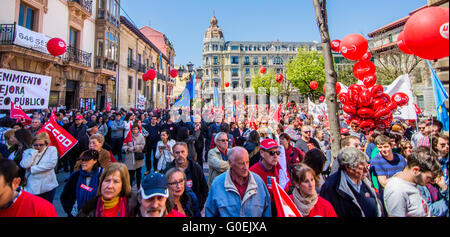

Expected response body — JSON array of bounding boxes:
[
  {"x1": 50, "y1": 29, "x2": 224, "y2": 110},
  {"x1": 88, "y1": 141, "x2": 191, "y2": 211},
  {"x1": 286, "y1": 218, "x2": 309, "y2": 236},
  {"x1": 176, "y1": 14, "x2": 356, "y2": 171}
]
[{"x1": 250, "y1": 138, "x2": 291, "y2": 216}]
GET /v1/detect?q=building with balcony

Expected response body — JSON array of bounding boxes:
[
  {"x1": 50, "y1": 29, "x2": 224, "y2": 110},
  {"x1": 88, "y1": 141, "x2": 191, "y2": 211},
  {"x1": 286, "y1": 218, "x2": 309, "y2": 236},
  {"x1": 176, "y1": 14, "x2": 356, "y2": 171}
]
[
  {"x1": 201, "y1": 15, "x2": 322, "y2": 108},
  {"x1": 140, "y1": 26, "x2": 175, "y2": 109},
  {"x1": 0, "y1": 0, "x2": 117, "y2": 111}
]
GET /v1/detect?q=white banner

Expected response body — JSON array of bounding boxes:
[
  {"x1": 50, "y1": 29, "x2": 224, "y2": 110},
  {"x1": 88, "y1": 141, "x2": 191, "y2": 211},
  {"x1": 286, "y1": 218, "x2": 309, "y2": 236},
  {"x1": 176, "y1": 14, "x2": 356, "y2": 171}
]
[
  {"x1": 0, "y1": 68, "x2": 51, "y2": 110},
  {"x1": 137, "y1": 94, "x2": 145, "y2": 109},
  {"x1": 308, "y1": 98, "x2": 328, "y2": 124},
  {"x1": 383, "y1": 74, "x2": 417, "y2": 120},
  {"x1": 13, "y1": 24, "x2": 51, "y2": 55}
]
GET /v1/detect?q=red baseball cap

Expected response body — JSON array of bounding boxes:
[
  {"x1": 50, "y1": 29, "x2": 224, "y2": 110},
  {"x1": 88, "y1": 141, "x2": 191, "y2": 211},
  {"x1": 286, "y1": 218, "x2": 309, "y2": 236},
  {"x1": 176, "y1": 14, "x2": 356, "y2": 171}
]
[
  {"x1": 260, "y1": 139, "x2": 280, "y2": 150},
  {"x1": 340, "y1": 128, "x2": 350, "y2": 134},
  {"x1": 75, "y1": 115, "x2": 83, "y2": 120}
]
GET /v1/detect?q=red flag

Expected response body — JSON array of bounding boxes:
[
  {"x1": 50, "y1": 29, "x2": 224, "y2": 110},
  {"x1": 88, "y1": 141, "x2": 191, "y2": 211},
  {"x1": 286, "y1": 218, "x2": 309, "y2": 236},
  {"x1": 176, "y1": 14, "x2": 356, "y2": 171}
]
[
  {"x1": 123, "y1": 124, "x2": 133, "y2": 144},
  {"x1": 10, "y1": 102, "x2": 32, "y2": 126},
  {"x1": 37, "y1": 117, "x2": 78, "y2": 158},
  {"x1": 269, "y1": 177, "x2": 302, "y2": 217},
  {"x1": 413, "y1": 103, "x2": 423, "y2": 115},
  {"x1": 249, "y1": 116, "x2": 258, "y2": 130},
  {"x1": 106, "y1": 102, "x2": 111, "y2": 112}
]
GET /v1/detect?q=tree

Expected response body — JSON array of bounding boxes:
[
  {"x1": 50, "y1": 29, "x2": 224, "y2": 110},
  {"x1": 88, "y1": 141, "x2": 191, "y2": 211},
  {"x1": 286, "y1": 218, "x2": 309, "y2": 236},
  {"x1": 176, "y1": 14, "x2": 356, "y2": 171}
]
[
  {"x1": 312, "y1": 0, "x2": 342, "y2": 161},
  {"x1": 374, "y1": 50, "x2": 423, "y2": 85},
  {"x1": 251, "y1": 68, "x2": 281, "y2": 97},
  {"x1": 285, "y1": 48, "x2": 325, "y2": 100}
]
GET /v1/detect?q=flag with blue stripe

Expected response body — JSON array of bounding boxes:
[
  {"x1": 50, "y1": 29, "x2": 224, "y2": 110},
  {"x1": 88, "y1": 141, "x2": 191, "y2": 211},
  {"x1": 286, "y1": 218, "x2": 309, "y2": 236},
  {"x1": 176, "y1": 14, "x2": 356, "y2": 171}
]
[{"x1": 427, "y1": 60, "x2": 449, "y2": 131}]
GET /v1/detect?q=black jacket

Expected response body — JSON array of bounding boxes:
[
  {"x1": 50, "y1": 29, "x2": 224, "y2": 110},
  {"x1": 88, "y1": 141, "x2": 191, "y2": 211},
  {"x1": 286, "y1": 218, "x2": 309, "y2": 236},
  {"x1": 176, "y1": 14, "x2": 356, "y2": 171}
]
[
  {"x1": 231, "y1": 128, "x2": 247, "y2": 147},
  {"x1": 319, "y1": 169, "x2": 384, "y2": 217},
  {"x1": 163, "y1": 158, "x2": 209, "y2": 209}
]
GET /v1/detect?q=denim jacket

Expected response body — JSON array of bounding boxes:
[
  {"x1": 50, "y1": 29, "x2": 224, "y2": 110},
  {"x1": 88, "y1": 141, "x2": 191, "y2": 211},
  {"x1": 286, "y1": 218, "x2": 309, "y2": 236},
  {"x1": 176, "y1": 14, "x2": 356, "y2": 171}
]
[{"x1": 205, "y1": 170, "x2": 271, "y2": 217}]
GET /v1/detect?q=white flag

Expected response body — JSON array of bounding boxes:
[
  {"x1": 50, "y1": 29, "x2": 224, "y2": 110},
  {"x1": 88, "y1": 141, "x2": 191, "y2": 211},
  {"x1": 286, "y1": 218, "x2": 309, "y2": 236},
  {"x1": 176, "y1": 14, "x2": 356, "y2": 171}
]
[{"x1": 383, "y1": 74, "x2": 417, "y2": 120}]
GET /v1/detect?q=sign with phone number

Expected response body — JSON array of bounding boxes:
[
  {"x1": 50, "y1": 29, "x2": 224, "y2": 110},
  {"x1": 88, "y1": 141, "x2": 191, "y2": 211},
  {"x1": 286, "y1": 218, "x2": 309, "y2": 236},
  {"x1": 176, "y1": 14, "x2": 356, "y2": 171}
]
[{"x1": 14, "y1": 24, "x2": 51, "y2": 55}]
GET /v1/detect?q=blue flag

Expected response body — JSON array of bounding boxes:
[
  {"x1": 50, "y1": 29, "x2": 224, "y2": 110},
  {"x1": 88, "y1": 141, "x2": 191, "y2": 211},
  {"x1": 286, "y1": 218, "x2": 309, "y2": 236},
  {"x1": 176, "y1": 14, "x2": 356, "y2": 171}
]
[
  {"x1": 427, "y1": 60, "x2": 449, "y2": 132},
  {"x1": 174, "y1": 72, "x2": 195, "y2": 108}
]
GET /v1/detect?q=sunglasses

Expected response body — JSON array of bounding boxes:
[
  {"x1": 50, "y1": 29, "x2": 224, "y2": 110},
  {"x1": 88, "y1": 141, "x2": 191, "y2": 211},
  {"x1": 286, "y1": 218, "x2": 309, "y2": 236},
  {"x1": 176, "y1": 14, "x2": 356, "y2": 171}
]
[
  {"x1": 264, "y1": 150, "x2": 281, "y2": 156},
  {"x1": 303, "y1": 131, "x2": 311, "y2": 133}
]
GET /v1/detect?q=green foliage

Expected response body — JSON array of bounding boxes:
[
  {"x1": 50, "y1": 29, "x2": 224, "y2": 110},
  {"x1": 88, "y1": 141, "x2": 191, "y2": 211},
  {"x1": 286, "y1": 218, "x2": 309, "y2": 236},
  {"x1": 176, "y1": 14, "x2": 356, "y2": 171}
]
[
  {"x1": 251, "y1": 68, "x2": 281, "y2": 96},
  {"x1": 285, "y1": 49, "x2": 325, "y2": 97}
]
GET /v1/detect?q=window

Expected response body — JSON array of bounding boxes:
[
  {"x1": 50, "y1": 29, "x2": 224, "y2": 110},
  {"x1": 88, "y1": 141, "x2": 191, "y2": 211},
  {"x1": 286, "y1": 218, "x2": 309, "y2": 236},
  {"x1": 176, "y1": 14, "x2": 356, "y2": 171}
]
[
  {"x1": 245, "y1": 80, "x2": 251, "y2": 88},
  {"x1": 128, "y1": 76, "x2": 133, "y2": 89},
  {"x1": 231, "y1": 45, "x2": 239, "y2": 51},
  {"x1": 231, "y1": 68, "x2": 239, "y2": 77},
  {"x1": 213, "y1": 68, "x2": 218, "y2": 75},
  {"x1": 18, "y1": 4, "x2": 35, "y2": 30},
  {"x1": 97, "y1": 40, "x2": 103, "y2": 57},
  {"x1": 232, "y1": 81, "x2": 239, "y2": 89},
  {"x1": 205, "y1": 56, "x2": 209, "y2": 65},
  {"x1": 138, "y1": 79, "x2": 142, "y2": 90},
  {"x1": 158, "y1": 83, "x2": 160, "y2": 92},
  {"x1": 273, "y1": 56, "x2": 283, "y2": 65},
  {"x1": 245, "y1": 68, "x2": 250, "y2": 75},
  {"x1": 69, "y1": 28, "x2": 79, "y2": 48},
  {"x1": 262, "y1": 57, "x2": 267, "y2": 65},
  {"x1": 253, "y1": 57, "x2": 258, "y2": 65},
  {"x1": 137, "y1": 54, "x2": 142, "y2": 64},
  {"x1": 213, "y1": 56, "x2": 219, "y2": 65},
  {"x1": 128, "y1": 48, "x2": 133, "y2": 66},
  {"x1": 205, "y1": 69, "x2": 209, "y2": 76},
  {"x1": 231, "y1": 56, "x2": 239, "y2": 64},
  {"x1": 244, "y1": 56, "x2": 250, "y2": 65}
]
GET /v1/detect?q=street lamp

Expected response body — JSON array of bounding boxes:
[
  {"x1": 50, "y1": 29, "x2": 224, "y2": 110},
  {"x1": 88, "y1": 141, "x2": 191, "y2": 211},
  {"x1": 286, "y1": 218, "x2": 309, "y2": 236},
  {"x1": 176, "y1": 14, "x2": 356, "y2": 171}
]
[
  {"x1": 196, "y1": 67, "x2": 204, "y2": 115},
  {"x1": 177, "y1": 66, "x2": 184, "y2": 78}
]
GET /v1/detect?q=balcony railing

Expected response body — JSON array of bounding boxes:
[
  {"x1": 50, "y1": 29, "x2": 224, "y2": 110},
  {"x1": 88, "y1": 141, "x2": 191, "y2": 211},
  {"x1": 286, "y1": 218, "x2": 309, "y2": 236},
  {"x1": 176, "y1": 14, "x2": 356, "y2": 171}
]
[
  {"x1": 63, "y1": 45, "x2": 92, "y2": 67},
  {"x1": 127, "y1": 59, "x2": 137, "y2": 69},
  {"x1": 138, "y1": 63, "x2": 147, "y2": 73},
  {"x1": 67, "y1": 0, "x2": 93, "y2": 14},
  {"x1": 0, "y1": 24, "x2": 15, "y2": 45}
]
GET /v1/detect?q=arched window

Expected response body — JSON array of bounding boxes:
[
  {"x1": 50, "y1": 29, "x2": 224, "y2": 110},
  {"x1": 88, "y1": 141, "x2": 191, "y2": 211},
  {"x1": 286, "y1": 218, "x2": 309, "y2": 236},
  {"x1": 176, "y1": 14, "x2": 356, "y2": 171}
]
[{"x1": 273, "y1": 56, "x2": 283, "y2": 65}]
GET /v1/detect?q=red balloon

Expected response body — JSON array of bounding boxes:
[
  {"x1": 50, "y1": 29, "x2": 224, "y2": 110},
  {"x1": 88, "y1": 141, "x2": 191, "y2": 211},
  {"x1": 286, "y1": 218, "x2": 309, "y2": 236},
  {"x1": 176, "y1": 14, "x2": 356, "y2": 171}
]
[
  {"x1": 386, "y1": 101, "x2": 398, "y2": 111},
  {"x1": 348, "y1": 88, "x2": 360, "y2": 105},
  {"x1": 403, "y1": 7, "x2": 449, "y2": 60},
  {"x1": 371, "y1": 98, "x2": 386, "y2": 111},
  {"x1": 319, "y1": 96, "x2": 325, "y2": 102},
  {"x1": 170, "y1": 69, "x2": 178, "y2": 78},
  {"x1": 142, "y1": 73, "x2": 149, "y2": 81},
  {"x1": 225, "y1": 81, "x2": 230, "y2": 87},
  {"x1": 336, "y1": 82, "x2": 342, "y2": 95},
  {"x1": 380, "y1": 93, "x2": 391, "y2": 103},
  {"x1": 353, "y1": 60, "x2": 376, "y2": 80},
  {"x1": 363, "y1": 74, "x2": 377, "y2": 88},
  {"x1": 360, "y1": 119, "x2": 375, "y2": 131},
  {"x1": 370, "y1": 85, "x2": 384, "y2": 98},
  {"x1": 391, "y1": 92, "x2": 409, "y2": 106},
  {"x1": 361, "y1": 51, "x2": 372, "y2": 61},
  {"x1": 357, "y1": 107, "x2": 375, "y2": 118},
  {"x1": 343, "y1": 104, "x2": 357, "y2": 115},
  {"x1": 145, "y1": 69, "x2": 157, "y2": 81},
  {"x1": 358, "y1": 89, "x2": 373, "y2": 107},
  {"x1": 397, "y1": 31, "x2": 414, "y2": 55},
  {"x1": 276, "y1": 73, "x2": 283, "y2": 83},
  {"x1": 46, "y1": 38, "x2": 67, "y2": 56},
  {"x1": 338, "y1": 93, "x2": 350, "y2": 105},
  {"x1": 310, "y1": 81, "x2": 319, "y2": 90},
  {"x1": 260, "y1": 66, "x2": 267, "y2": 74},
  {"x1": 330, "y1": 39, "x2": 341, "y2": 52},
  {"x1": 340, "y1": 34, "x2": 369, "y2": 61},
  {"x1": 374, "y1": 107, "x2": 391, "y2": 119}
]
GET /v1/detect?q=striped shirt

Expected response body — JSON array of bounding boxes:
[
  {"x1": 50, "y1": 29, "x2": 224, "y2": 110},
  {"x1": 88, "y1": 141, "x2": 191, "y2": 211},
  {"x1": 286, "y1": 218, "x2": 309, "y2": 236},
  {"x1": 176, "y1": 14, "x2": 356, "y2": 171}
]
[{"x1": 370, "y1": 153, "x2": 406, "y2": 180}]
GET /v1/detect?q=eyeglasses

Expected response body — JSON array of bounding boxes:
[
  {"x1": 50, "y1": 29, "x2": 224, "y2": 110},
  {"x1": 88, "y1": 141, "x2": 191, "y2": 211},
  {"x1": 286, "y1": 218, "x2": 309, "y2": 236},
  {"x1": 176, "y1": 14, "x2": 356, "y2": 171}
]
[
  {"x1": 418, "y1": 127, "x2": 426, "y2": 130},
  {"x1": 217, "y1": 139, "x2": 228, "y2": 142},
  {"x1": 302, "y1": 131, "x2": 311, "y2": 134},
  {"x1": 168, "y1": 180, "x2": 184, "y2": 186},
  {"x1": 33, "y1": 143, "x2": 46, "y2": 147},
  {"x1": 264, "y1": 150, "x2": 281, "y2": 156}
]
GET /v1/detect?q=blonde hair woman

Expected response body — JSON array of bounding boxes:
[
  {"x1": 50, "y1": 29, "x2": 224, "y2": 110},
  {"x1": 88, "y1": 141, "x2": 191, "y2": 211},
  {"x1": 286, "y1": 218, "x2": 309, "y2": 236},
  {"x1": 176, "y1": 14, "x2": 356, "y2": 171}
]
[{"x1": 20, "y1": 132, "x2": 59, "y2": 203}]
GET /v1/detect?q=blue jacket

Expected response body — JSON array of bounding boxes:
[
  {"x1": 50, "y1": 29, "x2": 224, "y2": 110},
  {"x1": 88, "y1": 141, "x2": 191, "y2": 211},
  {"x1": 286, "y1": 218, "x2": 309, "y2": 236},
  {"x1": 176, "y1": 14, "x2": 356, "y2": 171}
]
[{"x1": 205, "y1": 170, "x2": 271, "y2": 217}]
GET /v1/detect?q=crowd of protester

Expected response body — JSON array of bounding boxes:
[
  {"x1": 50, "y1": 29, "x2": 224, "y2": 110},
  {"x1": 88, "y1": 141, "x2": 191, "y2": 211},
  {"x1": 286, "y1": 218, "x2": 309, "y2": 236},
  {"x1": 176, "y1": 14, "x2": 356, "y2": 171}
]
[{"x1": 0, "y1": 105, "x2": 448, "y2": 217}]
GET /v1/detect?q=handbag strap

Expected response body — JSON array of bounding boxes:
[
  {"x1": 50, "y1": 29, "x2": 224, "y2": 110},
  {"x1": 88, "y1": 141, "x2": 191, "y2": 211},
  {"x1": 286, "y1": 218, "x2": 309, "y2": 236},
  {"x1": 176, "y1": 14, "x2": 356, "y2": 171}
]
[{"x1": 35, "y1": 146, "x2": 49, "y2": 166}]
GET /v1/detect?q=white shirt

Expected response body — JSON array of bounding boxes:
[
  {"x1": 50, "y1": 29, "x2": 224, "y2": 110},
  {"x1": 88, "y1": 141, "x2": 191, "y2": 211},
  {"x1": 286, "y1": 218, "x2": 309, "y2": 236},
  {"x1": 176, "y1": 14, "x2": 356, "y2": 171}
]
[{"x1": 384, "y1": 176, "x2": 430, "y2": 217}]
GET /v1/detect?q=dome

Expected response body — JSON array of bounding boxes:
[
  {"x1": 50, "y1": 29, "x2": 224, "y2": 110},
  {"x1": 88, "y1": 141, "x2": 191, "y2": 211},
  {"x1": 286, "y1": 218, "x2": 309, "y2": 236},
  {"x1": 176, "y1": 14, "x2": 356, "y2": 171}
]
[{"x1": 205, "y1": 15, "x2": 223, "y2": 39}]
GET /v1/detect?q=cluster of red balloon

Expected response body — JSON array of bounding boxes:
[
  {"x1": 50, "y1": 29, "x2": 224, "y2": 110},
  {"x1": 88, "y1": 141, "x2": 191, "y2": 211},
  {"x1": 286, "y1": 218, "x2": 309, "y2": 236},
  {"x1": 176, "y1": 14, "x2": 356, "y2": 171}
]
[
  {"x1": 398, "y1": 7, "x2": 448, "y2": 60},
  {"x1": 331, "y1": 33, "x2": 410, "y2": 132}
]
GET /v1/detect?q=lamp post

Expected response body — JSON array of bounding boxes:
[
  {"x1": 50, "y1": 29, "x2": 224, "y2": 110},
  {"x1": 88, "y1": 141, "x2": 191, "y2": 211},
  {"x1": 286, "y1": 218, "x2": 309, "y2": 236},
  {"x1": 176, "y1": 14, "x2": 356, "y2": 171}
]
[{"x1": 196, "y1": 67, "x2": 204, "y2": 116}]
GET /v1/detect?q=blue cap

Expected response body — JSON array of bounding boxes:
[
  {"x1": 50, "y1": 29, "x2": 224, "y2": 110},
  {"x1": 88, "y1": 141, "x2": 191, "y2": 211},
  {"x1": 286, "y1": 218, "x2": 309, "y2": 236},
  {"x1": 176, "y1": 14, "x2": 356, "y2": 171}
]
[{"x1": 140, "y1": 173, "x2": 169, "y2": 199}]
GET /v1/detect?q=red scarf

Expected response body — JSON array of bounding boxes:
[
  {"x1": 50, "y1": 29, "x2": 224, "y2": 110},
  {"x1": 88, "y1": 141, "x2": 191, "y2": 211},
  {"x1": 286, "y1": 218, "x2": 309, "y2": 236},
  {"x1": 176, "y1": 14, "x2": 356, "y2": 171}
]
[{"x1": 95, "y1": 196, "x2": 129, "y2": 217}]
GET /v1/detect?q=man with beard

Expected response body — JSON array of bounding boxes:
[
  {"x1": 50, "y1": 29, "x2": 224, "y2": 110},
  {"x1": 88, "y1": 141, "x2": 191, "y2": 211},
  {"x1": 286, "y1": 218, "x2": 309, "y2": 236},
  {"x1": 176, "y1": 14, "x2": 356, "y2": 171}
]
[
  {"x1": 136, "y1": 173, "x2": 185, "y2": 217},
  {"x1": 384, "y1": 146, "x2": 442, "y2": 217}
]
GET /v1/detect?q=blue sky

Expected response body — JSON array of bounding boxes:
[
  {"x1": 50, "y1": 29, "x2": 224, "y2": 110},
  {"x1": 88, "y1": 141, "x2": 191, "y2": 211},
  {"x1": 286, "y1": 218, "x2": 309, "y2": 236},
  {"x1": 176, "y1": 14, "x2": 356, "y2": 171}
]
[{"x1": 120, "y1": 0, "x2": 426, "y2": 67}]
